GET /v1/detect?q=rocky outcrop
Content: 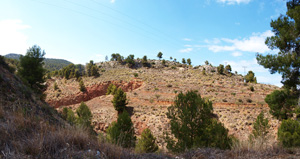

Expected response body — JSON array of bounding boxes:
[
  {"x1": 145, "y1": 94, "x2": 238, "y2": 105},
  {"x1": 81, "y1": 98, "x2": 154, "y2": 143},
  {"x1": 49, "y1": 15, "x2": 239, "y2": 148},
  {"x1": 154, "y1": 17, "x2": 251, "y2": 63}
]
[{"x1": 46, "y1": 80, "x2": 143, "y2": 108}]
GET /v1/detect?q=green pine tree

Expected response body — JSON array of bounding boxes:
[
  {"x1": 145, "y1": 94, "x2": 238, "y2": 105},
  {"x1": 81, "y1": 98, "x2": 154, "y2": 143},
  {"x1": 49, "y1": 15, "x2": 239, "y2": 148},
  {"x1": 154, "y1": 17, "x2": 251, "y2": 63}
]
[{"x1": 136, "y1": 128, "x2": 158, "y2": 153}]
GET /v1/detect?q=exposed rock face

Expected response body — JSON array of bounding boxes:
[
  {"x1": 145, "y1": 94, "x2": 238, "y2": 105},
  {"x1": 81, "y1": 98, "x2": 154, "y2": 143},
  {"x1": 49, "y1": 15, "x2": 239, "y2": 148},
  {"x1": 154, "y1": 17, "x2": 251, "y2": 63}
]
[{"x1": 46, "y1": 80, "x2": 143, "y2": 108}]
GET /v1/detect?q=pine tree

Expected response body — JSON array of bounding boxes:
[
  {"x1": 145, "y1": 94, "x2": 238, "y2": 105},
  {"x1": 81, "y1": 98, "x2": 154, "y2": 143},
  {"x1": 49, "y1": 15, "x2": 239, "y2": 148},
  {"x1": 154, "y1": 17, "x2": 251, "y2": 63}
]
[
  {"x1": 157, "y1": 52, "x2": 163, "y2": 60},
  {"x1": 79, "y1": 79, "x2": 86, "y2": 92},
  {"x1": 76, "y1": 102, "x2": 92, "y2": 128},
  {"x1": 166, "y1": 91, "x2": 232, "y2": 152},
  {"x1": 136, "y1": 128, "x2": 158, "y2": 153},
  {"x1": 249, "y1": 111, "x2": 270, "y2": 142},
  {"x1": 18, "y1": 45, "x2": 46, "y2": 89},
  {"x1": 112, "y1": 88, "x2": 128, "y2": 113},
  {"x1": 106, "y1": 111, "x2": 136, "y2": 148}
]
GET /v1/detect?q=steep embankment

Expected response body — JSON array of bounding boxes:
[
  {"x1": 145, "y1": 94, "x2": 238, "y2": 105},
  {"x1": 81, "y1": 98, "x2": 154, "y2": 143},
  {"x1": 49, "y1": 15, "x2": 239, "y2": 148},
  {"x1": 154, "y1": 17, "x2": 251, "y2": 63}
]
[{"x1": 45, "y1": 61, "x2": 280, "y2": 148}]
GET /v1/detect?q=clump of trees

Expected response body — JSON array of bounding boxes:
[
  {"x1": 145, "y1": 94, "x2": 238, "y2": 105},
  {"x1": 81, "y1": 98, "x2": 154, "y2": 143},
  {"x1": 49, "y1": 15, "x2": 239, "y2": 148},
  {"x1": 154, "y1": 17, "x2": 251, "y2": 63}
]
[
  {"x1": 225, "y1": 64, "x2": 231, "y2": 74},
  {"x1": 217, "y1": 64, "x2": 224, "y2": 75},
  {"x1": 165, "y1": 91, "x2": 232, "y2": 153},
  {"x1": 111, "y1": 53, "x2": 124, "y2": 63},
  {"x1": 244, "y1": 71, "x2": 257, "y2": 83},
  {"x1": 61, "y1": 102, "x2": 93, "y2": 129},
  {"x1": 256, "y1": 0, "x2": 300, "y2": 147},
  {"x1": 86, "y1": 60, "x2": 100, "y2": 77},
  {"x1": 125, "y1": 54, "x2": 135, "y2": 68},
  {"x1": 18, "y1": 45, "x2": 46, "y2": 90},
  {"x1": 141, "y1": 55, "x2": 149, "y2": 67}
]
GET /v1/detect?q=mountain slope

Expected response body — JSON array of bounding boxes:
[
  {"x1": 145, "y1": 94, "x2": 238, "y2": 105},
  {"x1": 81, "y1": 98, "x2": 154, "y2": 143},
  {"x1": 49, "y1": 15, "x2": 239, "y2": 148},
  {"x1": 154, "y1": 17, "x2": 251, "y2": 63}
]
[{"x1": 44, "y1": 60, "x2": 280, "y2": 148}]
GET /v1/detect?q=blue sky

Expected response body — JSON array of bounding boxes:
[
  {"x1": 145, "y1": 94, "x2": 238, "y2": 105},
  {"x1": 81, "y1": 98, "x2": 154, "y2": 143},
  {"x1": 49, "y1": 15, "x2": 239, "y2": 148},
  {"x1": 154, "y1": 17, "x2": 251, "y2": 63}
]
[{"x1": 0, "y1": 0, "x2": 287, "y2": 86}]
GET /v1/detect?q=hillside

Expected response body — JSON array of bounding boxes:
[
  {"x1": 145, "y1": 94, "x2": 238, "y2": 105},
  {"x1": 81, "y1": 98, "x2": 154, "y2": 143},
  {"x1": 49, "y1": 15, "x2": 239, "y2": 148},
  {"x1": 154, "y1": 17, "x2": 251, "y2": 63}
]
[
  {"x1": 2, "y1": 56, "x2": 300, "y2": 158},
  {"x1": 0, "y1": 59, "x2": 165, "y2": 158},
  {"x1": 4, "y1": 53, "x2": 73, "y2": 71},
  {"x1": 45, "y1": 60, "x2": 280, "y2": 148}
]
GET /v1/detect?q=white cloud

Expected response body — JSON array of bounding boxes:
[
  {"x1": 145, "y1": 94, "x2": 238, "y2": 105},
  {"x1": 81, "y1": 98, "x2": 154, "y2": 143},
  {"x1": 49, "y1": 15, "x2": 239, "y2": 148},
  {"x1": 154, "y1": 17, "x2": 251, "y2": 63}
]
[
  {"x1": 110, "y1": 0, "x2": 115, "y2": 3},
  {"x1": 204, "y1": 38, "x2": 221, "y2": 44},
  {"x1": 207, "y1": 30, "x2": 273, "y2": 53},
  {"x1": 217, "y1": 0, "x2": 251, "y2": 5},
  {"x1": 231, "y1": 51, "x2": 242, "y2": 57},
  {"x1": 184, "y1": 45, "x2": 192, "y2": 47},
  {"x1": 179, "y1": 48, "x2": 193, "y2": 53},
  {"x1": 0, "y1": 19, "x2": 31, "y2": 55},
  {"x1": 183, "y1": 38, "x2": 192, "y2": 41}
]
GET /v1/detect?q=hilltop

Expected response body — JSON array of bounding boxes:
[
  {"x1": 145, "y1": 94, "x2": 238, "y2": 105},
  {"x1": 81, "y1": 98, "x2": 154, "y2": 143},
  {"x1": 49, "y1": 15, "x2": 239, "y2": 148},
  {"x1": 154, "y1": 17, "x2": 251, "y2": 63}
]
[
  {"x1": 45, "y1": 60, "x2": 280, "y2": 148},
  {"x1": 4, "y1": 53, "x2": 73, "y2": 71}
]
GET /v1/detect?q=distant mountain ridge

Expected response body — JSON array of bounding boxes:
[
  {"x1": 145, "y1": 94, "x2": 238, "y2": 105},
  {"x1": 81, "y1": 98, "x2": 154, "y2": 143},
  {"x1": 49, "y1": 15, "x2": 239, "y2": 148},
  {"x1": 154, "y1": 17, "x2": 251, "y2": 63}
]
[{"x1": 4, "y1": 53, "x2": 73, "y2": 71}]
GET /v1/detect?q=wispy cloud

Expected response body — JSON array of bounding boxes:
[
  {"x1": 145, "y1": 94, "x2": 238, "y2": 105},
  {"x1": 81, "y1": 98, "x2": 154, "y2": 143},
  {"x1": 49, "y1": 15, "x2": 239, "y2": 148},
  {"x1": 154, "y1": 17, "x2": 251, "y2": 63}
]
[
  {"x1": 183, "y1": 38, "x2": 192, "y2": 41},
  {"x1": 0, "y1": 19, "x2": 31, "y2": 55},
  {"x1": 206, "y1": 30, "x2": 273, "y2": 53},
  {"x1": 110, "y1": 0, "x2": 115, "y2": 3},
  {"x1": 231, "y1": 51, "x2": 243, "y2": 57},
  {"x1": 217, "y1": 0, "x2": 251, "y2": 5},
  {"x1": 179, "y1": 48, "x2": 193, "y2": 53}
]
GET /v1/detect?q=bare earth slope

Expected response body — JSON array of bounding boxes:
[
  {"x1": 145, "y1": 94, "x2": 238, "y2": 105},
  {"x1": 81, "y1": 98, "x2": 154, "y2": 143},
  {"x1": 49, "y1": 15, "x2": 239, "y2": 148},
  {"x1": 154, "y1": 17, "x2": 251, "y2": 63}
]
[{"x1": 45, "y1": 61, "x2": 280, "y2": 148}]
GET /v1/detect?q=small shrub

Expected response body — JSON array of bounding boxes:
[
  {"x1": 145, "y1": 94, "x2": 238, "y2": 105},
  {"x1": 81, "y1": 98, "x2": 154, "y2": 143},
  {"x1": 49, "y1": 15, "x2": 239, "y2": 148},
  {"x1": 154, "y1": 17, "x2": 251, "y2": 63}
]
[
  {"x1": 154, "y1": 88, "x2": 159, "y2": 91},
  {"x1": 162, "y1": 59, "x2": 166, "y2": 66},
  {"x1": 171, "y1": 66, "x2": 176, "y2": 69},
  {"x1": 167, "y1": 84, "x2": 172, "y2": 87},
  {"x1": 231, "y1": 93, "x2": 236, "y2": 96},
  {"x1": 54, "y1": 82, "x2": 59, "y2": 91},
  {"x1": 79, "y1": 80, "x2": 86, "y2": 92},
  {"x1": 136, "y1": 128, "x2": 158, "y2": 153},
  {"x1": 246, "y1": 99, "x2": 252, "y2": 103},
  {"x1": 155, "y1": 94, "x2": 161, "y2": 100},
  {"x1": 223, "y1": 99, "x2": 228, "y2": 102},
  {"x1": 133, "y1": 73, "x2": 138, "y2": 77},
  {"x1": 250, "y1": 86, "x2": 254, "y2": 92},
  {"x1": 238, "y1": 99, "x2": 243, "y2": 103}
]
